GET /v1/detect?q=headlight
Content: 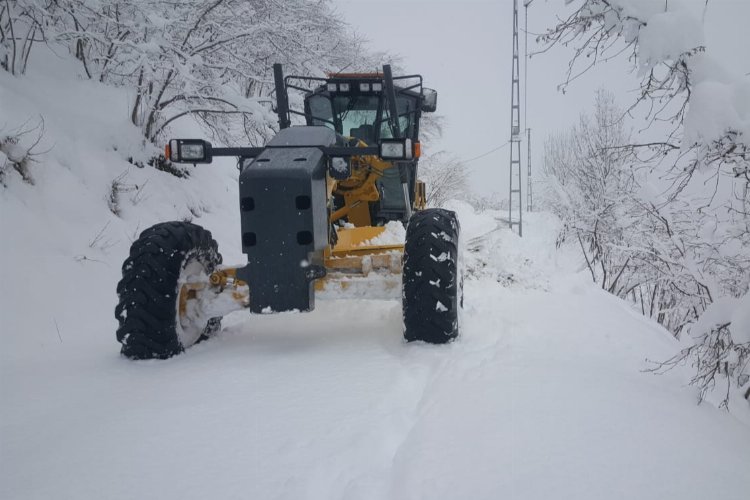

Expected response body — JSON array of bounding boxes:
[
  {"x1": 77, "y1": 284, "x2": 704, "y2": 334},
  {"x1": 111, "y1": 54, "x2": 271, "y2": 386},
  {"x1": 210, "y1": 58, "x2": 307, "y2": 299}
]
[
  {"x1": 379, "y1": 139, "x2": 414, "y2": 160},
  {"x1": 380, "y1": 142, "x2": 405, "y2": 158},
  {"x1": 180, "y1": 143, "x2": 205, "y2": 161},
  {"x1": 166, "y1": 139, "x2": 212, "y2": 163},
  {"x1": 379, "y1": 139, "x2": 413, "y2": 160}
]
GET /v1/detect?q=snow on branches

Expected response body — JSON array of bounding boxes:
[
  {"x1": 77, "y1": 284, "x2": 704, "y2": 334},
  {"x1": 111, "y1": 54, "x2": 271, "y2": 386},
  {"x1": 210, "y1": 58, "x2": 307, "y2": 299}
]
[
  {"x1": 541, "y1": 0, "x2": 749, "y2": 185},
  {"x1": 542, "y1": 1, "x2": 749, "y2": 407},
  {"x1": 5, "y1": 0, "x2": 379, "y2": 149},
  {"x1": 419, "y1": 151, "x2": 469, "y2": 208},
  {"x1": 66, "y1": 0, "x2": 367, "y2": 145},
  {"x1": 0, "y1": 116, "x2": 46, "y2": 186},
  {"x1": 0, "y1": 0, "x2": 49, "y2": 75}
]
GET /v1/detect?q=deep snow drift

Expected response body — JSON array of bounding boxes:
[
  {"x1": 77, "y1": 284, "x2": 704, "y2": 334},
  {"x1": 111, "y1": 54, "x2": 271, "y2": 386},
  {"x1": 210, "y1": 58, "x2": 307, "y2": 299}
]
[{"x1": 2, "y1": 57, "x2": 749, "y2": 500}]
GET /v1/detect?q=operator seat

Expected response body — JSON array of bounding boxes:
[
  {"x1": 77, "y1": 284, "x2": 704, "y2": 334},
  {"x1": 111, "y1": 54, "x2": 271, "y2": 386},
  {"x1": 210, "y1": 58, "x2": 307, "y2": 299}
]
[{"x1": 350, "y1": 125, "x2": 375, "y2": 145}]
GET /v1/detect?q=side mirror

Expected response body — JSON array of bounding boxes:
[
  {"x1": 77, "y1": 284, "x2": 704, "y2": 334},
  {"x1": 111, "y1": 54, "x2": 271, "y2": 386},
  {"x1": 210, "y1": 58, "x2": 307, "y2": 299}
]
[
  {"x1": 422, "y1": 88, "x2": 438, "y2": 113},
  {"x1": 166, "y1": 139, "x2": 213, "y2": 164}
]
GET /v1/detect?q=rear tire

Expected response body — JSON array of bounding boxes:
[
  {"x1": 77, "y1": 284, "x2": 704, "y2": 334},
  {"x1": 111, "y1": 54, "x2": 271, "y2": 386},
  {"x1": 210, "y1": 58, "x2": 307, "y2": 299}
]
[
  {"x1": 402, "y1": 208, "x2": 461, "y2": 343},
  {"x1": 115, "y1": 222, "x2": 223, "y2": 360}
]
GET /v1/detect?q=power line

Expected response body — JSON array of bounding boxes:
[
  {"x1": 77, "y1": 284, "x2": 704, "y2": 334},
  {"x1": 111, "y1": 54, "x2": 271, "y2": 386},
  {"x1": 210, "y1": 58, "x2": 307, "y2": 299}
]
[{"x1": 460, "y1": 141, "x2": 510, "y2": 164}]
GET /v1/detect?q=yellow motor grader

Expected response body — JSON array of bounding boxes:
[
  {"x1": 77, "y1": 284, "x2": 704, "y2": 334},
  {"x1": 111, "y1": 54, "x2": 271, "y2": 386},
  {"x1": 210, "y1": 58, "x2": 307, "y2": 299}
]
[{"x1": 115, "y1": 64, "x2": 462, "y2": 359}]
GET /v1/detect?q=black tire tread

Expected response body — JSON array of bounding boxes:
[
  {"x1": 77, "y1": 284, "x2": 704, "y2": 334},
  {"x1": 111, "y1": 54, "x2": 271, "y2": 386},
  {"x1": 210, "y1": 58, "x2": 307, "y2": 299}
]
[
  {"x1": 115, "y1": 221, "x2": 222, "y2": 360},
  {"x1": 402, "y1": 208, "x2": 461, "y2": 343}
]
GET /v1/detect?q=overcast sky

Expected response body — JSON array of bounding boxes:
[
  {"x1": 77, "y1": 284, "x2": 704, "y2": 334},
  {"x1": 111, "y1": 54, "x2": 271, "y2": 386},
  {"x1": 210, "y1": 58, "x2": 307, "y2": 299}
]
[{"x1": 333, "y1": 0, "x2": 750, "y2": 199}]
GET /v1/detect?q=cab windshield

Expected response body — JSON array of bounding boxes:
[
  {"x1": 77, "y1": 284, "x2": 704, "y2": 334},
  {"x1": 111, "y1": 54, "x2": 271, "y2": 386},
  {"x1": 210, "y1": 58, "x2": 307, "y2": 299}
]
[
  {"x1": 306, "y1": 92, "x2": 417, "y2": 143},
  {"x1": 334, "y1": 95, "x2": 379, "y2": 142}
]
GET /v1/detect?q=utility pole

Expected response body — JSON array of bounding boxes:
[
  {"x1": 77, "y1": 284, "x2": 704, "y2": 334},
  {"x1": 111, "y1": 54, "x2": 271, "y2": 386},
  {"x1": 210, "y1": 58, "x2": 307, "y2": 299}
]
[
  {"x1": 508, "y1": 0, "x2": 523, "y2": 236},
  {"x1": 524, "y1": 1, "x2": 534, "y2": 212},
  {"x1": 527, "y1": 128, "x2": 533, "y2": 211}
]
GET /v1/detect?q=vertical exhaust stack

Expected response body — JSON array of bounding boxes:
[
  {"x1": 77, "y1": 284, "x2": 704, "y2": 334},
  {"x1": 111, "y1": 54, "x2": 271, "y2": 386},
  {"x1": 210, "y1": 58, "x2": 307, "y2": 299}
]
[
  {"x1": 382, "y1": 64, "x2": 402, "y2": 139},
  {"x1": 273, "y1": 63, "x2": 291, "y2": 130}
]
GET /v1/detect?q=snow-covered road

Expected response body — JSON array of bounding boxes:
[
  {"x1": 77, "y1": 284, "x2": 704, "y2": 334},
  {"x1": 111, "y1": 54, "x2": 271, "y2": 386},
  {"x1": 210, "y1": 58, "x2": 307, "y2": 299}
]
[
  {"x1": 2, "y1": 211, "x2": 748, "y2": 500},
  {"x1": 2, "y1": 8, "x2": 750, "y2": 499}
]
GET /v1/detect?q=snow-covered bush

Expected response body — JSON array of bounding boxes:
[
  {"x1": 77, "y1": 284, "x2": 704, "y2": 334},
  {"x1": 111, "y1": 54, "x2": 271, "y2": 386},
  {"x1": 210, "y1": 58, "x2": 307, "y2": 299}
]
[
  {"x1": 544, "y1": 91, "x2": 702, "y2": 330},
  {"x1": 542, "y1": 0, "x2": 750, "y2": 406},
  {"x1": 543, "y1": 90, "x2": 636, "y2": 287},
  {"x1": 419, "y1": 151, "x2": 469, "y2": 207},
  {"x1": 0, "y1": 117, "x2": 45, "y2": 186},
  {"x1": 652, "y1": 295, "x2": 750, "y2": 408}
]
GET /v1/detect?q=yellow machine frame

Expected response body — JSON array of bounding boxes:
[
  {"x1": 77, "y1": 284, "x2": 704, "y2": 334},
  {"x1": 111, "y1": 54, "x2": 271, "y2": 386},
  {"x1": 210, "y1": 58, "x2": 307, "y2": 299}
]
[{"x1": 181, "y1": 146, "x2": 426, "y2": 314}]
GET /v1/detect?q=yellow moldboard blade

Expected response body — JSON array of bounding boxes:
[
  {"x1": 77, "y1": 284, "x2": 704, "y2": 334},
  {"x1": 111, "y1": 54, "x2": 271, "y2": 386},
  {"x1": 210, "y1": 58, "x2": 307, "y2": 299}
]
[
  {"x1": 331, "y1": 226, "x2": 404, "y2": 257},
  {"x1": 315, "y1": 272, "x2": 401, "y2": 300}
]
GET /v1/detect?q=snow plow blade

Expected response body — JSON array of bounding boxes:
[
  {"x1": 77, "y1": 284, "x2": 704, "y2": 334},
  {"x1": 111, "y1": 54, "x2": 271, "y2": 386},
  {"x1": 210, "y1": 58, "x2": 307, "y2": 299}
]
[{"x1": 317, "y1": 226, "x2": 404, "y2": 300}]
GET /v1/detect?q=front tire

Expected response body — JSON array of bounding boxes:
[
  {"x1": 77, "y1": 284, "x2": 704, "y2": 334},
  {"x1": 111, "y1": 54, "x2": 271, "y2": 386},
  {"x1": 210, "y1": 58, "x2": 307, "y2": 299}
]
[
  {"x1": 402, "y1": 209, "x2": 461, "y2": 343},
  {"x1": 115, "y1": 222, "x2": 223, "y2": 360}
]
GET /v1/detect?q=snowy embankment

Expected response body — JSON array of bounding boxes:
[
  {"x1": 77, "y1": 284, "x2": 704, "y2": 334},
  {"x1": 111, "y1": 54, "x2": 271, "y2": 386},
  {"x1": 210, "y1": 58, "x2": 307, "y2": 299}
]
[{"x1": 2, "y1": 63, "x2": 749, "y2": 499}]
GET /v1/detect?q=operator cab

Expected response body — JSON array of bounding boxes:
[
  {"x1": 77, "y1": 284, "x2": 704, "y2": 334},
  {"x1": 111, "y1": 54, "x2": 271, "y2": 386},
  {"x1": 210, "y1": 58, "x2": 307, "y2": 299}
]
[
  {"x1": 303, "y1": 73, "x2": 434, "y2": 223},
  {"x1": 304, "y1": 74, "x2": 420, "y2": 145}
]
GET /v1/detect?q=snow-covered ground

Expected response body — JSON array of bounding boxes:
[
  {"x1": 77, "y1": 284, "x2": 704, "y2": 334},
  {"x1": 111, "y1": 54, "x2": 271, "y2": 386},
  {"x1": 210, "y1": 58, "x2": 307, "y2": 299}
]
[{"x1": 2, "y1": 55, "x2": 749, "y2": 500}]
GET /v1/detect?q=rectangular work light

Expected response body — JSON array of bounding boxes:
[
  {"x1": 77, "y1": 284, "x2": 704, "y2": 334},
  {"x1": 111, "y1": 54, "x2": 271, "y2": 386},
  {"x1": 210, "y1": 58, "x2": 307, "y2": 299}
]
[
  {"x1": 166, "y1": 139, "x2": 213, "y2": 164},
  {"x1": 379, "y1": 138, "x2": 413, "y2": 161}
]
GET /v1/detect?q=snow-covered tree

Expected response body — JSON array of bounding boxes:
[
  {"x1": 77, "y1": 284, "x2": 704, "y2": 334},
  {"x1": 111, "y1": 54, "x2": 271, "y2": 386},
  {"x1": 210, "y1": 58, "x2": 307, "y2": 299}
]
[
  {"x1": 419, "y1": 151, "x2": 469, "y2": 207},
  {"x1": 541, "y1": 0, "x2": 749, "y2": 406},
  {"x1": 62, "y1": 1, "x2": 367, "y2": 144},
  {"x1": 0, "y1": 0, "x2": 50, "y2": 75},
  {"x1": 543, "y1": 90, "x2": 638, "y2": 290},
  {"x1": 5, "y1": 0, "x2": 384, "y2": 154}
]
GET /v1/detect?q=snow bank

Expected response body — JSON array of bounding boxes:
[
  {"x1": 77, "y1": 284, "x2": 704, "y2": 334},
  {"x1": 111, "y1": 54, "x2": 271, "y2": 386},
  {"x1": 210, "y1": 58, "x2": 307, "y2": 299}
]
[
  {"x1": 443, "y1": 199, "x2": 497, "y2": 239},
  {"x1": 689, "y1": 294, "x2": 750, "y2": 345},
  {"x1": 0, "y1": 50, "x2": 244, "y2": 359}
]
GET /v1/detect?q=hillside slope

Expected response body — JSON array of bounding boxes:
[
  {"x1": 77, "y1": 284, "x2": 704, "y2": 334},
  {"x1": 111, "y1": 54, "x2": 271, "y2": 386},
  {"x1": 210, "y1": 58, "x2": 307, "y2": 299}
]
[{"x1": 1, "y1": 60, "x2": 749, "y2": 500}]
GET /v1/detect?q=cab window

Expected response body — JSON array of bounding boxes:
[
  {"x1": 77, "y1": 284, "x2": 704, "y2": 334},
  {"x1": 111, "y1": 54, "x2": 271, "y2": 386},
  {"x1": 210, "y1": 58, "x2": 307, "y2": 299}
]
[
  {"x1": 307, "y1": 95, "x2": 334, "y2": 129},
  {"x1": 380, "y1": 96, "x2": 416, "y2": 139}
]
